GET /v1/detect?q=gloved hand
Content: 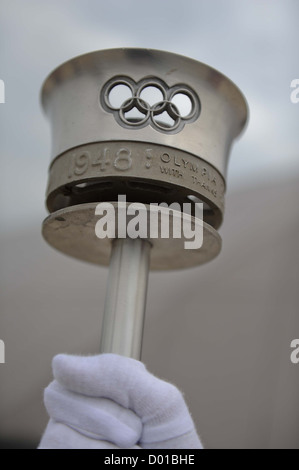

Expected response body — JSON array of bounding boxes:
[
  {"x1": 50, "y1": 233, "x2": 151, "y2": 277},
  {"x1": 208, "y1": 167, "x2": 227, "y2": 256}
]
[{"x1": 38, "y1": 353, "x2": 203, "y2": 449}]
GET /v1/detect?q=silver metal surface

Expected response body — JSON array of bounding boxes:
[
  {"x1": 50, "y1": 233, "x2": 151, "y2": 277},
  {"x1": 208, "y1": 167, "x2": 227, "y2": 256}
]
[
  {"x1": 41, "y1": 49, "x2": 248, "y2": 359},
  {"x1": 42, "y1": 48, "x2": 248, "y2": 232},
  {"x1": 42, "y1": 49, "x2": 247, "y2": 178},
  {"x1": 100, "y1": 238, "x2": 151, "y2": 359},
  {"x1": 47, "y1": 141, "x2": 225, "y2": 229},
  {"x1": 42, "y1": 202, "x2": 221, "y2": 270}
]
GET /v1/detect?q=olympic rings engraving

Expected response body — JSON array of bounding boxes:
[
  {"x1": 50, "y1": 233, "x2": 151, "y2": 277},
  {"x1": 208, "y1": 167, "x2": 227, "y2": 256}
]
[{"x1": 100, "y1": 76, "x2": 201, "y2": 134}]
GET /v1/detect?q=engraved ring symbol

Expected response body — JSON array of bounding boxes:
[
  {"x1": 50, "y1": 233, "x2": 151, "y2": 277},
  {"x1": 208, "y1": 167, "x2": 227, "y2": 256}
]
[{"x1": 101, "y1": 76, "x2": 201, "y2": 134}]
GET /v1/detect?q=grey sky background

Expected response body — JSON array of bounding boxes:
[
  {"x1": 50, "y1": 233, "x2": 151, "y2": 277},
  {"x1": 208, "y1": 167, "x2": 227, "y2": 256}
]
[{"x1": 0, "y1": 0, "x2": 298, "y2": 233}]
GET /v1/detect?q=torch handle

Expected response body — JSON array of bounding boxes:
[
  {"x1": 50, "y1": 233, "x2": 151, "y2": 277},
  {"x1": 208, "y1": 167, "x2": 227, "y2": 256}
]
[{"x1": 99, "y1": 238, "x2": 152, "y2": 360}]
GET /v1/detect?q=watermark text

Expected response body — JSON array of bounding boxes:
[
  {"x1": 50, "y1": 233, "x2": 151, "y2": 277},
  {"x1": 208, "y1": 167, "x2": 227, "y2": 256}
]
[
  {"x1": 95, "y1": 195, "x2": 203, "y2": 250},
  {"x1": 290, "y1": 79, "x2": 299, "y2": 104},
  {"x1": 290, "y1": 339, "x2": 299, "y2": 364},
  {"x1": 0, "y1": 339, "x2": 5, "y2": 363},
  {"x1": 0, "y1": 79, "x2": 5, "y2": 103}
]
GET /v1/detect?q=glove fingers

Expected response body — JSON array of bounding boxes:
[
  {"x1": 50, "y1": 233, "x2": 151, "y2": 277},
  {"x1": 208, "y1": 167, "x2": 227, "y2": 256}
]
[
  {"x1": 52, "y1": 354, "x2": 198, "y2": 445},
  {"x1": 39, "y1": 420, "x2": 141, "y2": 449},
  {"x1": 44, "y1": 381, "x2": 142, "y2": 448},
  {"x1": 52, "y1": 353, "x2": 145, "y2": 409}
]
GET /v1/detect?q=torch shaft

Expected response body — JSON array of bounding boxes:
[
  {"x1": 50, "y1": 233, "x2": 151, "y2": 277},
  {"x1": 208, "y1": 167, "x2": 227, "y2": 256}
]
[{"x1": 100, "y1": 238, "x2": 152, "y2": 360}]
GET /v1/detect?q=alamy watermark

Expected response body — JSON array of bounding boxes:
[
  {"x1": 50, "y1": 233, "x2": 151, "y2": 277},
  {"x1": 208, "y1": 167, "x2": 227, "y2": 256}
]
[
  {"x1": 0, "y1": 79, "x2": 5, "y2": 103},
  {"x1": 290, "y1": 339, "x2": 299, "y2": 364},
  {"x1": 0, "y1": 339, "x2": 5, "y2": 363},
  {"x1": 94, "y1": 195, "x2": 203, "y2": 250},
  {"x1": 290, "y1": 79, "x2": 299, "y2": 104}
]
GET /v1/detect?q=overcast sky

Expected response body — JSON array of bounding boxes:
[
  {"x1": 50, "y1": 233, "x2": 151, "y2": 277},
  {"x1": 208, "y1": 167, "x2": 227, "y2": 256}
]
[{"x1": 0, "y1": 0, "x2": 298, "y2": 233}]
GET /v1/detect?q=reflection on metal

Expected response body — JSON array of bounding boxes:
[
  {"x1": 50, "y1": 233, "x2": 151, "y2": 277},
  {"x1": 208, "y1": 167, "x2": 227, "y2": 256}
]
[
  {"x1": 100, "y1": 238, "x2": 151, "y2": 359},
  {"x1": 41, "y1": 49, "x2": 248, "y2": 359}
]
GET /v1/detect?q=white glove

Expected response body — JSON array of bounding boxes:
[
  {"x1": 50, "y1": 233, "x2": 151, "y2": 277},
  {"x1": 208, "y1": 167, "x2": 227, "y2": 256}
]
[{"x1": 38, "y1": 353, "x2": 203, "y2": 449}]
